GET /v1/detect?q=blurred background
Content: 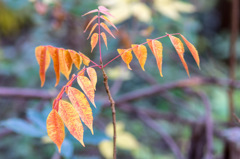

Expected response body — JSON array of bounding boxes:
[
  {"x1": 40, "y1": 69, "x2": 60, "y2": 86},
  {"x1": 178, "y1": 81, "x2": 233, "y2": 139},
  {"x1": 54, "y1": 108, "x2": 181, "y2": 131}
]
[{"x1": 0, "y1": 0, "x2": 240, "y2": 159}]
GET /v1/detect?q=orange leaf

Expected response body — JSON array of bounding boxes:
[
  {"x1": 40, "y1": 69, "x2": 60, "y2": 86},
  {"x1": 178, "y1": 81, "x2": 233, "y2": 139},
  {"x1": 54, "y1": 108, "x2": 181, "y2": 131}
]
[
  {"x1": 117, "y1": 49, "x2": 133, "y2": 70},
  {"x1": 147, "y1": 39, "x2": 163, "y2": 77},
  {"x1": 67, "y1": 87, "x2": 94, "y2": 134},
  {"x1": 65, "y1": 74, "x2": 76, "y2": 94},
  {"x1": 59, "y1": 49, "x2": 73, "y2": 80},
  {"x1": 77, "y1": 76, "x2": 96, "y2": 108},
  {"x1": 47, "y1": 46, "x2": 60, "y2": 86},
  {"x1": 58, "y1": 100, "x2": 85, "y2": 146},
  {"x1": 169, "y1": 35, "x2": 189, "y2": 76},
  {"x1": 87, "y1": 67, "x2": 97, "y2": 90},
  {"x1": 35, "y1": 46, "x2": 51, "y2": 87},
  {"x1": 100, "y1": 23, "x2": 115, "y2": 38},
  {"x1": 101, "y1": 32, "x2": 108, "y2": 49},
  {"x1": 46, "y1": 109, "x2": 65, "y2": 152},
  {"x1": 87, "y1": 23, "x2": 98, "y2": 39},
  {"x1": 84, "y1": 15, "x2": 98, "y2": 32},
  {"x1": 100, "y1": 15, "x2": 118, "y2": 30},
  {"x1": 82, "y1": 9, "x2": 98, "y2": 16},
  {"x1": 80, "y1": 53, "x2": 90, "y2": 66},
  {"x1": 132, "y1": 44, "x2": 147, "y2": 71},
  {"x1": 180, "y1": 34, "x2": 200, "y2": 69},
  {"x1": 91, "y1": 33, "x2": 98, "y2": 52},
  {"x1": 77, "y1": 66, "x2": 85, "y2": 76},
  {"x1": 69, "y1": 50, "x2": 82, "y2": 69}
]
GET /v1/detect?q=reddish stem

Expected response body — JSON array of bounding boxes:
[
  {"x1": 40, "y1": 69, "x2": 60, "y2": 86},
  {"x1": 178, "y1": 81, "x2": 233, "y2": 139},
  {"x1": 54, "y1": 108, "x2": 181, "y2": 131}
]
[{"x1": 98, "y1": 11, "x2": 103, "y2": 63}]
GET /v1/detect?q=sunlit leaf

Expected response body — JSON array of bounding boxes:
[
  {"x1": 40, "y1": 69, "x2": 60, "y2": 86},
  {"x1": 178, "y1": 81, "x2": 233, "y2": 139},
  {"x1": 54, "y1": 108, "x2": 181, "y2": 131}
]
[
  {"x1": 59, "y1": 49, "x2": 73, "y2": 80},
  {"x1": 132, "y1": 44, "x2": 147, "y2": 71},
  {"x1": 84, "y1": 15, "x2": 98, "y2": 32},
  {"x1": 46, "y1": 109, "x2": 65, "y2": 152},
  {"x1": 87, "y1": 67, "x2": 97, "y2": 90},
  {"x1": 67, "y1": 87, "x2": 94, "y2": 134},
  {"x1": 147, "y1": 39, "x2": 163, "y2": 77},
  {"x1": 180, "y1": 34, "x2": 200, "y2": 69},
  {"x1": 87, "y1": 23, "x2": 98, "y2": 39},
  {"x1": 58, "y1": 100, "x2": 85, "y2": 146},
  {"x1": 82, "y1": 9, "x2": 98, "y2": 16},
  {"x1": 47, "y1": 46, "x2": 60, "y2": 86},
  {"x1": 35, "y1": 46, "x2": 51, "y2": 87},
  {"x1": 80, "y1": 52, "x2": 90, "y2": 66},
  {"x1": 101, "y1": 32, "x2": 108, "y2": 49},
  {"x1": 117, "y1": 49, "x2": 133, "y2": 70},
  {"x1": 69, "y1": 50, "x2": 82, "y2": 69},
  {"x1": 77, "y1": 76, "x2": 96, "y2": 108},
  {"x1": 100, "y1": 15, "x2": 118, "y2": 30},
  {"x1": 91, "y1": 33, "x2": 99, "y2": 52},
  {"x1": 169, "y1": 35, "x2": 189, "y2": 76},
  {"x1": 100, "y1": 23, "x2": 115, "y2": 38}
]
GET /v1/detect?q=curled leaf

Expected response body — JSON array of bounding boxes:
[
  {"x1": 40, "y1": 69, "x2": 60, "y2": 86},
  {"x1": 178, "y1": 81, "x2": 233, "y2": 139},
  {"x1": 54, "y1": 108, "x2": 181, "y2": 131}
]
[
  {"x1": 91, "y1": 33, "x2": 99, "y2": 52},
  {"x1": 46, "y1": 109, "x2": 65, "y2": 152},
  {"x1": 80, "y1": 52, "x2": 90, "y2": 66},
  {"x1": 84, "y1": 15, "x2": 98, "y2": 32},
  {"x1": 47, "y1": 46, "x2": 60, "y2": 86},
  {"x1": 180, "y1": 34, "x2": 200, "y2": 69},
  {"x1": 169, "y1": 35, "x2": 189, "y2": 76},
  {"x1": 69, "y1": 50, "x2": 82, "y2": 69},
  {"x1": 147, "y1": 39, "x2": 163, "y2": 77},
  {"x1": 77, "y1": 76, "x2": 96, "y2": 108},
  {"x1": 100, "y1": 23, "x2": 115, "y2": 38},
  {"x1": 132, "y1": 44, "x2": 147, "y2": 71},
  {"x1": 35, "y1": 46, "x2": 51, "y2": 87},
  {"x1": 87, "y1": 23, "x2": 98, "y2": 39},
  {"x1": 87, "y1": 67, "x2": 97, "y2": 90},
  {"x1": 101, "y1": 32, "x2": 108, "y2": 49},
  {"x1": 117, "y1": 49, "x2": 133, "y2": 70},
  {"x1": 59, "y1": 100, "x2": 85, "y2": 146},
  {"x1": 67, "y1": 87, "x2": 94, "y2": 134}
]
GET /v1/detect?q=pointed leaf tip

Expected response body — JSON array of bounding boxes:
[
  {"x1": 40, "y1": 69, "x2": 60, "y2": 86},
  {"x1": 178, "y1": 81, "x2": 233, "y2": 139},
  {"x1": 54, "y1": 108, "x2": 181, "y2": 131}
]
[
  {"x1": 100, "y1": 23, "x2": 115, "y2": 38},
  {"x1": 90, "y1": 33, "x2": 99, "y2": 52},
  {"x1": 87, "y1": 67, "x2": 97, "y2": 90},
  {"x1": 82, "y1": 9, "x2": 98, "y2": 17},
  {"x1": 101, "y1": 32, "x2": 108, "y2": 49},
  {"x1": 132, "y1": 44, "x2": 147, "y2": 71},
  {"x1": 117, "y1": 49, "x2": 133, "y2": 70}
]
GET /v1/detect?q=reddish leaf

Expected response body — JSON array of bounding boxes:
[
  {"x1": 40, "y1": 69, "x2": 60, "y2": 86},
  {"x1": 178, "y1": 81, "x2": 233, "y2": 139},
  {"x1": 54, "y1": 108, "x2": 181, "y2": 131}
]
[
  {"x1": 132, "y1": 44, "x2": 147, "y2": 71},
  {"x1": 46, "y1": 109, "x2": 65, "y2": 152},
  {"x1": 147, "y1": 39, "x2": 163, "y2": 77},
  {"x1": 80, "y1": 53, "x2": 90, "y2": 66},
  {"x1": 82, "y1": 9, "x2": 98, "y2": 16},
  {"x1": 98, "y1": 6, "x2": 108, "y2": 11},
  {"x1": 84, "y1": 15, "x2": 98, "y2": 32},
  {"x1": 99, "y1": 10, "x2": 114, "y2": 17},
  {"x1": 100, "y1": 23, "x2": 115, "y2": 38},
  {"x1": 180, "y1": 34, "x2": 200, "y2": 69},
  {"x1": 91, "y1": 33, "x2": 98, "y2": 52},
  {"x1": 77, "y1": 76, "x2": 96, "y2": 108},
  {"x1": 58, "y1": 100, "x2": 85, "y2": 146},
  {"x1": 67, "y1": 87, "x2": 94, "y2": 134},
  {"x1": 87, "y1": 23, "x2": 98, "y2": 39},
  {"x1": 87, "y1": 67, "x2": 97, "y2": 90},
  {"x1": 69, "y1": 50, "x2": 82, "y2": 69},
  {"x1": 169, "y1": 35, "x2": 189, "y2": 76},
  {"x1": 100, "y1": 15, "x2": 118, "y2": 30},
  {"x1": 35, "y1": 46, "x2": 51, "y2": 87},
  {"x1": 101, "y1": 32, "x2": 108, "y2": 49},
  {"x1": 47, "y1": 46, "x2": 60, "y2": 86},
  {"x1": 117, "y1": 49, "x2": 133, "y2": 70}
]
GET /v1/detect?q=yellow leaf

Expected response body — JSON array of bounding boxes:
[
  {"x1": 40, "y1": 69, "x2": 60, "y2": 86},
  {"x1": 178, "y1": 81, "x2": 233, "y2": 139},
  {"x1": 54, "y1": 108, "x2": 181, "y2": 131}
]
[
  {"x1": 46, "y1": 109, "x2": 65, "y2": 152},
  {"x1": 67, "y1": 87, "x2": 94, "y2": 134},
  {"x1": 80, "y1": 52, "x2": 90, "y2": 66},
  {"x1": 100, "y1": 22, "x2": 115, "y2": 38},
  {"x1": 84, "y1": 15, "x2": 98, "y2": 32},
  {"x1": 91, "y1": 33, "x2": 98, "y2": 52},
  {"x1": 87, "y1": 23, "x2": 98, "y2": 39},
  {"x1": 59, "y1": 49, "x2": 73, "y2": 80},
  {"x1": 101, "y1": 32, "x2": 108, "y2": 49},
  {"x1": 47, "y1": 46, "x2": 60, "y2": 86},
  {"x1": 58, "y1": 100, "x2": 85, "y2": 147},
  {"x1": 99, "y1": 140, "x2": 113, "y2": 159},
  {"x1": 147, "y1": 39, "x2": 163, "y2": 77},
  {"x1": 69, "y1": 50, "x2": 82, "y2": 69},
  {"x1": 169, "y1": 35, "x2": 189, "y2": 76},
  {"x1": 132, "y1": 44, "x2": 147, "y2": 71},
  {"x1": 117, "y1": 49, "x2": 133, "y2": 70},
  {"x1": 35, "y1": 46, "x2": 51, "y2": 87},
  {"x1": 87, "y1": 67, "x2": 97, "y2": 90},
  {"x1": 77, "y1": 76, "x2": 96, "y2": 108}
]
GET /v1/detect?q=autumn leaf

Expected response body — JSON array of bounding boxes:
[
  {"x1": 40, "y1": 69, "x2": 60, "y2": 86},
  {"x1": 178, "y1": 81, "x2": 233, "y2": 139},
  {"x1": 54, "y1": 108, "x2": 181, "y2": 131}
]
[
  {"x1": 87, "y1": 67, "x2": 97, "y2": 90},
  {"x1": 132, "y1": 44, "x2": 147, "y2": 71},
  {"x1": 147, "y1": 39, "x2": 163, "y2": 77},
  {"x1": 91, "y1": 33, "x2": 99, "y2": 52},
  {"x1": 84, "y1": 15, "x2": 98, "y2": 32},
  {"x1": 98, "y1": 6, "x2": 114, "y2": 17},
  {"x1": 58, "y1": 100, "x2": 85, "y2": 146},
  {"x1": 101, "y1": 32, "x2": 108, "y2": 49},
  {"x1": 46, "y1": 109, "x2": 65, "y2": 152},
  {"x1": 87, "y1": 23, "x2": 98, "y2": 39},
  {"x1": 69, "y1": 50, "x2": 82, "y2": 69},
  {"x1": 100, "y1": 15, "x2": 118, "y2": 30},
  {"x1": 59, "y1": 49, "x2": 73, "y2": 80},
  {"x1": 77, "y1": 76, "x2": 96, "y2": 108},
  {"x1": 35, "y1": 46, "x2": 51, "y2": 87},
  {"x1": 79, "y1": 53, "x2": 90, "y2": 66},
  {"x1": 169, "y1": 35, "x2": 189, "y2": 76},
  {"x1": 100, "y1": 23, "x2": 115, "y2": 38},
  {"x1": 67, "y1": 87, "x2": 94, "y2": 134},
  {"x1": 117, "y1": 49, "x2": 133, "y2": 70},
  {"x1": 47, "y1": 46, "x2": 60, "y2": 86},
  {"x1": 180, "y1": 34, "x2": 200, "y2": 69},
  {"x1": 82, "y1": 9, "x2": 98, "y2": 16}
]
